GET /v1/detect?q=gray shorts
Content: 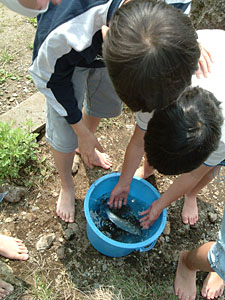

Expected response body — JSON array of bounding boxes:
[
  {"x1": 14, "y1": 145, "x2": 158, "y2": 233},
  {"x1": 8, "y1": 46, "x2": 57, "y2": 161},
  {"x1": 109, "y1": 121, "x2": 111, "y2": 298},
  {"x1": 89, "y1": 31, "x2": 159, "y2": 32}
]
[
  {"x1": 46, "y1": 67, "x2": 122, "y2": 153},
  {"x1": 208, "y1": 208, "x2": 225, "y2": 280}
]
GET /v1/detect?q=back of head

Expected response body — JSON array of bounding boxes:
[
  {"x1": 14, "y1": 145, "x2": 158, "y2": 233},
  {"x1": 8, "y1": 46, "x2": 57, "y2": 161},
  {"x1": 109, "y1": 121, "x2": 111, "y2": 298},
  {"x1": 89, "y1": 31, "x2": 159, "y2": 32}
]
[
  {"x1": 144, "y1": 86, "x2": 223, "y2": 175},
  {"x1": 103, "y1": 0, "x2": 200, "y2": 112}
]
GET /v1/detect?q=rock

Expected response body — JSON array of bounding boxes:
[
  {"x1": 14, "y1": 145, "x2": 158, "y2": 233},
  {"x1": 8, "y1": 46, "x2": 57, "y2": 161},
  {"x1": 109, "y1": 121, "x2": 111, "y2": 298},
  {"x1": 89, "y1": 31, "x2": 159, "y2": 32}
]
[
  {"x1": 67, "y1": 223, "x2": 79, "y2": 235},
  {"x1": 56, "y1": 246, "x2": 65, "y2": 259},
  {"x1": 24, "y1": 213, "x2": 36, "y2": 223},
  {"x1": 102, "y1": 264, "x2": 107, "y2": 272},
  {"x1": 165, "y1": 236, "x2": 170, "y2": 243},
  {"x1": 63, "y1": 228, "x2": 74, "y2": 240},
  {"x1": 72, "y1": 154, "x2": 80, "y2": 175},
  {"x1": 0, "y1": 260, "x2": 20, "y2": 285},
  {"x1": 36, "y1": 233, "x2": 56, "y2": 251},
  {"x1": 163, "y1": 221, "x2": 171, "y2": 235},
  {"x1": 0, "y1": 185, "x2": 28, "y2": 203},
  {"x1": 208, "y1": 212, "x2": 218, "y2": 223}
]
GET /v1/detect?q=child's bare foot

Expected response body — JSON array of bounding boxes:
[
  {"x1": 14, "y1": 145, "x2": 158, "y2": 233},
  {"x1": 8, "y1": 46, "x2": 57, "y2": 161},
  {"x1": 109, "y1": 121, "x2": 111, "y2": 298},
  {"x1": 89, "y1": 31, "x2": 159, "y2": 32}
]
[
  {"x1": 174, "y1": 251, "x2": 197, "y2": 300},
  {"x1": 134, "y1": 163, "x2": 154, "y2": 179},
  {"x1": 0, "y1": 235, "x2": 28, "y2": 260},
  {"x1": 201, "y1": 272, "x2": 224, "y2": 299},
  {"x1": 93, "y1": 149, "x2": 112, "y2": 169},
  {"x1": 56, "y1": 187, "x2": 75, "y2": 223},
  {"x1": 181, "y1": 195, "x2": 198, "y2": 225},
  {"x1": 0, "y1": 279, "x2": 14, "y2": 299},
  {"x1": 76, "y1": 148, "x2": 112, "y2": 169}
]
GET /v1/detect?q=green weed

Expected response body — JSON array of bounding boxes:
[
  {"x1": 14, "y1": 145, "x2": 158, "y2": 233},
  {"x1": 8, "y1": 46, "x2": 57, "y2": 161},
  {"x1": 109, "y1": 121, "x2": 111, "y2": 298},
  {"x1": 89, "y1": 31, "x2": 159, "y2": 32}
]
[
  {"x1": 32, "y1": 273, "x2": 59, "y2": 300},
  {"x1": 107, "y1": 269, "x2": 177, "y2": 300},
  {"x1": 28, "y1": 17, "x2": 37, "y2": 27},
  {"x1": 0, "y1": 120, "x2": 39, "y2": 184},
  {"x1": 0, "y1": 69, "x2": 20, "y2": 84},
  {"x1": 0, "y1": 48, "x2": 13, "y2": 64}
]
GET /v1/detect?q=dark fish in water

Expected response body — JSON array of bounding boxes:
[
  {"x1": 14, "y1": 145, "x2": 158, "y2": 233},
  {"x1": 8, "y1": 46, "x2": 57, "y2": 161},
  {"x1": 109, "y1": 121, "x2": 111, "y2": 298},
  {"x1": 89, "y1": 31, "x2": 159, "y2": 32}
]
[{"x1": 105, "y1": 206, "x2": 142, "y2": 236}]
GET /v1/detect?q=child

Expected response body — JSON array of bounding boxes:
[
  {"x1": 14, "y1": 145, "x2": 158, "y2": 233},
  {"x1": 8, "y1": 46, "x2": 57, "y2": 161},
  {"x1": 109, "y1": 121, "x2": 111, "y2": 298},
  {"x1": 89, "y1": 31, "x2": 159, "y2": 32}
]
[
  {"x1": 140, "y1": 30, "x2": 225, "y2": 300},
  {"x1": 108, "y1": 29, "x2": 215, "y2": 227},
  {"x1": 27, "y1": 0, "x2": 201, "y2": 223}
]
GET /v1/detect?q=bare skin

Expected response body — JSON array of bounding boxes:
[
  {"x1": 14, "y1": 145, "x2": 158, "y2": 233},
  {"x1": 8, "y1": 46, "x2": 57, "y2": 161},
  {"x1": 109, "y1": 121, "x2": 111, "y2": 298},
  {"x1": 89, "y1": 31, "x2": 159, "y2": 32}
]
[
  {"x1": 201, "y1": 272, "x2": 224, "y2": 299},
  {"x1": 53, "y1": 113, "x2": 112, "y2": 223},
  {"x1": 52, "y1": 148, "x2": 75, "y2": 223},
  {"x1": 0, "y1": 235, "x2": 28, "y2": 260},
  {"x1": 0, "y1": 280, "x2": 14, "y2": 300},
  {"x1": 174, "y1": 251, "x2": 197, "y2": 300},
  {"x1": 175, "y1": 243, "x2": 224, "y2": 300},
  {"x1": 75, "y1": 111, "x2": 112, "y2": 170},
  {"x1": 181, "y1": 167, "x2": 214, "y2": 225},
  {"x1": 134, "y1": 158, "x2": 154, "y2": 178},
  {"x1": 181, "y1": 195, "x2": 198, "y2": 225}
]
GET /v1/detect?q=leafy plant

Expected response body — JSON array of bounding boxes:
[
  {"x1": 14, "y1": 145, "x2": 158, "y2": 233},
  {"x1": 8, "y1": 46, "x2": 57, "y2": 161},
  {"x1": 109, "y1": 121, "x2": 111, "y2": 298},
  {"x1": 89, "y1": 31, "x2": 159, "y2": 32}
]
[
  {"x1": 0, "y1": 68, "x2": 20, "y2": 84},
  {"x1": 0, "y1": 120, "x2": 39, "y2": 184}
]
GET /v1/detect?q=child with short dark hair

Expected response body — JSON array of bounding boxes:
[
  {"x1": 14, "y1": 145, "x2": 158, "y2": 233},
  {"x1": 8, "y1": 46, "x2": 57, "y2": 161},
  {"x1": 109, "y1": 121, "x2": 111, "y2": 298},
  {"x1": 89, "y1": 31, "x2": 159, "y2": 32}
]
[
  {"x1": 109, "y1": 29, "x2": 225, "y2": 299},
  {"x1": 140, "y1": 30, "x2": 225, "y2": 300}
]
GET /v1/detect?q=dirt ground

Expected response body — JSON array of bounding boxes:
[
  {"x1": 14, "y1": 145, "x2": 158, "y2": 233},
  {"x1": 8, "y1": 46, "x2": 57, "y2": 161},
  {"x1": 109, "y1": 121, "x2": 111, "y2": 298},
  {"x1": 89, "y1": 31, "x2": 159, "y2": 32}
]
[{"x1": 0, "y1": 3, "x2": 225, "y2": 300}]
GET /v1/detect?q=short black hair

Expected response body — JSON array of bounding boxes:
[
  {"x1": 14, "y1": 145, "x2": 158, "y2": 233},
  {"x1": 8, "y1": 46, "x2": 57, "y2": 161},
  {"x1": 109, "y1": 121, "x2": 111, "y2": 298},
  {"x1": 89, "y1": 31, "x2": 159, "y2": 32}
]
[
  {"x1": 144, "y1": 86, "x2": 223, "y2": 175},
  {"x1": 103, "y1": 0, "x2": 200, "y2": 112}
]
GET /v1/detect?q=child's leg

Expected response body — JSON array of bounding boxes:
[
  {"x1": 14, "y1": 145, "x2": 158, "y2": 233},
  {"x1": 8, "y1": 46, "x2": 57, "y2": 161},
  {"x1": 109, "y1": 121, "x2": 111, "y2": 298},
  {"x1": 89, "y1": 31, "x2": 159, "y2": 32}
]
[
  {"x1": 174, "y1": 242, "x2": 215, "y2": 300},
  {"x1": 0, "y1": 235, "x2": 28, "y2": 260},
  {"x1": 83, "y1": 67, "x2": 122, "y2": 167},
  {"x1": 0, "y1": 279, "x2": 14, "y2": 299},
  {"x1": 76, "y1": 110, "x2": 112, "y2": 169},
  {"x1": 51, "y1": 148, "x2": 75, "y2": 223},
  {"x1": 182, "y1": 167, "x2": 214, "y2": 225},
  {"x1": 134, "y1": 155, "x2": 155, "y2": 178}
]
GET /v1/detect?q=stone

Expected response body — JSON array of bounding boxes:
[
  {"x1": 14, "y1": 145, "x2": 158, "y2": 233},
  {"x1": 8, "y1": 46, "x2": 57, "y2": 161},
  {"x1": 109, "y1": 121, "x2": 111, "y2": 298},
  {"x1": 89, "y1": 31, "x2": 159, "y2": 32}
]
[
  {"x1": 56, "y1": 246, "x2": 65, "y2": 259},
  {"x1": 63, "y1": 228, "x2": 74, "y2": 241},
  {"x1": 36, "y1": 233, "x2": 56, "y2": 251},
  {"x1": 163, "y1": 221, "x2": 171, "y2": 235},
  {"x1": 72, "y1": 154, "x2": 80, "y2": 175},
  {"x1": 208, "y1": 212, "x2": 218, "y2": 223},
  {"x1": 0, "y1": 185, "x2": 28, "y2": 203}
]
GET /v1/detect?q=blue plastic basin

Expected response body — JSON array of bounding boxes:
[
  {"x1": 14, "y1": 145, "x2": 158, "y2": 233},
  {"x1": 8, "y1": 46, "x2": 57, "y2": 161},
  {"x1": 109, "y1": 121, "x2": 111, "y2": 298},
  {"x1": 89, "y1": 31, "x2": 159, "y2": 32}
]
[{"x1": 84, "y1": 173, "x2": 167, "y2": 257}]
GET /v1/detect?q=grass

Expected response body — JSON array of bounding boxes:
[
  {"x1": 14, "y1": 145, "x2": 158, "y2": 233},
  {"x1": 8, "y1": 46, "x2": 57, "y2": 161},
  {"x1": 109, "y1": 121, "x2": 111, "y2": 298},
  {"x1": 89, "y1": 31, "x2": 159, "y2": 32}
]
[
  {"x1": 0, "y1": 47, "x2": 13, "y2": 65},
  {"x1": 105, "y1": 268, "x2": 178, "y2": 300}
]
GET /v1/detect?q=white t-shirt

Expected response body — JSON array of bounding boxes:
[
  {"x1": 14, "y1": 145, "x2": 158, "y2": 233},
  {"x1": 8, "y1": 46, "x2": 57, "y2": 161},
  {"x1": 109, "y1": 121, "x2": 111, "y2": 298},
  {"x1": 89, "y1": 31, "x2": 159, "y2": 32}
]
[
  {"x1": 0, "y1": 0, "x2": 48, "y2": 17},
  {"x1": 136, "y1": 29, "x2": 225, "y2": 166}
]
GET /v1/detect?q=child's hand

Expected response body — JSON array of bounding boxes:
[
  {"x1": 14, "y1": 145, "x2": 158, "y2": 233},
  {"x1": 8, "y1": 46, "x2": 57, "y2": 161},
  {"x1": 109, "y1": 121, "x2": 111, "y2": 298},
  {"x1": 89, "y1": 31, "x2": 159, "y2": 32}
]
[
  {"x1": 108, "y1": 184, "x2": 130, "y2": 209},
  {"x1": 196, "y1": 43, "x2": 213, "y2": 79},
  {"x1": 139, "y1": 201, "x2": 162, "y2": 229}
]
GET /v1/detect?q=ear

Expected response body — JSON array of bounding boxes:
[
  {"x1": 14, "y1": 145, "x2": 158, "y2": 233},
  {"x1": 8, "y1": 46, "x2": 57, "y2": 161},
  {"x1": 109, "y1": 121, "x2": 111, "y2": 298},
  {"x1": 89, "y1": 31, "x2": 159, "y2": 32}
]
[{"x1": 101, "y1": 25, "x2": 109, "y2": 40}]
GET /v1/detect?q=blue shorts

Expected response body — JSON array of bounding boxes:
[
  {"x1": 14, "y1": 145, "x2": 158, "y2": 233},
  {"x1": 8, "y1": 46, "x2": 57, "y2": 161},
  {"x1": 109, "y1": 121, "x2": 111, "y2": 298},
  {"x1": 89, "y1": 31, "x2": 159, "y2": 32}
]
[
  {"x1": 46, "y1": 67, "x2": 122, "y2": 153},
  {"x1": 208, "y1": 208, "x2": 225, "y2": 280}
]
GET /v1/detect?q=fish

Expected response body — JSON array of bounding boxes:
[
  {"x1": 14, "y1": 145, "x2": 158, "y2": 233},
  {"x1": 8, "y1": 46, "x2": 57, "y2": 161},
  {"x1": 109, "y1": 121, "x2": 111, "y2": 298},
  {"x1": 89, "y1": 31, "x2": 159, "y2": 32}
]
[{"x1": 105, "y1": 206, "x2": 142, "y2": 236}]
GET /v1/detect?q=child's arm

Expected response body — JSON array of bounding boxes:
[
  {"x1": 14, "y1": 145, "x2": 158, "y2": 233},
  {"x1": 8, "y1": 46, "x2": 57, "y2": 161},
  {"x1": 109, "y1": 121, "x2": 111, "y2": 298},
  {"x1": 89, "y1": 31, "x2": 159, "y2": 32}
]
[
  {"x1": 72, "y1": 120, "x2": 104, "y2": 169},
  {"x1": 108, "y1": 125, "x2": 145, "y2": 208},
  {"x1": 140, "y1": 164, "x2": 214, "y2": 228},
  {"x1": 1, "y1": 0, "x2": 61, "y2": 16},
  {"x1": 19, "y1": 0, "x2": 61, "y2": 9}
]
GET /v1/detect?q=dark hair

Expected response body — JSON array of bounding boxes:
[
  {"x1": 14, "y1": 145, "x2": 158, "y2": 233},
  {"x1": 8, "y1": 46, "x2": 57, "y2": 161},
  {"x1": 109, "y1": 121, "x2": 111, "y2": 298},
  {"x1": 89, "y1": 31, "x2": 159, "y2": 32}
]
[
  {"x1": 103, "y1": 0, "x2": 200, "y2": 112},
  {"x1": 144, "y1": 86, "x2": 223, "y2": 175}
]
